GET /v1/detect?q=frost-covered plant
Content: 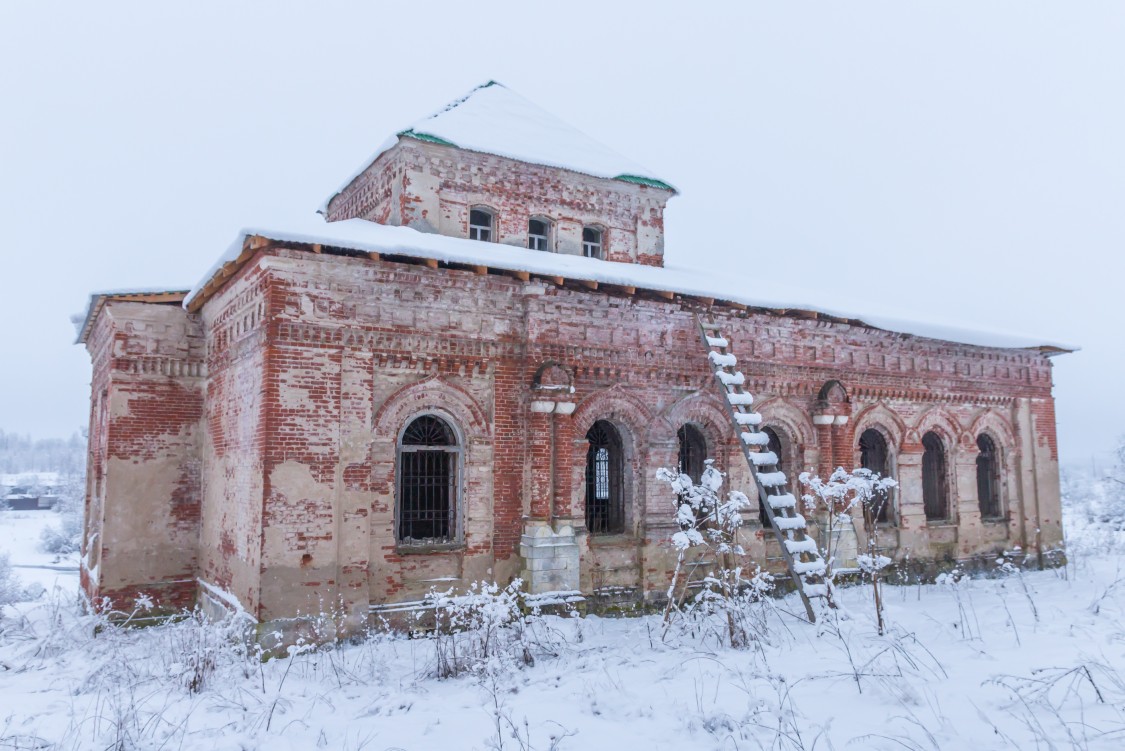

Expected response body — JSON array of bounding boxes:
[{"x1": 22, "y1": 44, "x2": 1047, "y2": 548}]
[
  {"x1": 656, "y1": 461, "x2": 763, "y2": 647},
  {"x1": 419, "y1": 579, "x2": 567, "y2": 679},
  {"x1": 0, "y1": 552, "x2": 39, "y2": 613},
  {"x1": 800, "y1": 467, "x2": 897, "y2": 633},
  {"x1": 39, "y1": 510, "x2": 82, "y2": 556}
]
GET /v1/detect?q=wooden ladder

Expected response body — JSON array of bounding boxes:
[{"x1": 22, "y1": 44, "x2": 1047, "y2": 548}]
[{"x1": 697, "y1": 313, "x2": 828, "y2": 623}]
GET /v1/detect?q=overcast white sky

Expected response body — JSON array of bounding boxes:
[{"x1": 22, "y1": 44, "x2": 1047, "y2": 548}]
[{"x1": 1, "y1": 1, "x2": 1121, "y2": 466}]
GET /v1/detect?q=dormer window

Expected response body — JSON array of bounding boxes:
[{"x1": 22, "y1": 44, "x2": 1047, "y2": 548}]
[
  {"x1": 469, "y1": 208, "x2": 494, "y2": 242},
  {"x1": 528, "y1": 218, "x2": 551, "y2": 251},
  {"x1": 582, "y1": 226, "x2": 603, "y2": 259}
]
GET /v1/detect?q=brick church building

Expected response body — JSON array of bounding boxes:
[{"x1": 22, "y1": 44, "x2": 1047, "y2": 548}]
[{"x1": 76, "y1": 82, "x2": 1068, "y2": 631}]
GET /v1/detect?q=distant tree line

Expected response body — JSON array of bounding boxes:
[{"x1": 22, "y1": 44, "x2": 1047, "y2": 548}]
[{"x1": 0, "y1": 429, "x2": 86, "y2": 477}]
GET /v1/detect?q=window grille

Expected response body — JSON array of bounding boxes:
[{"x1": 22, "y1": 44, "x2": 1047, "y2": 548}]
[
  {"x1": 922, "y1": 432, "x2": 949, "y2": 521},
  {"x1": 677, "y1": 424, "x2": 706, "y2": 483},
  {"x1": 469, "y1": 209, "x2": 494, "y2": 242},
  {"x1": 585, "y1": 420, "x2": 624, "y2": 534},
  {"x1": 976, "y1": 434, "x2": 1002, "y2": 518},
  {"x1": 582, "y1": 226, "x2": 602, "y2": 259},
  {"x1": 397, "y1": 415, "x2": 459, "y2": 544},
  {"x1": 859, "y1": 428, "x2": 893, "y2": 523},
  {"x1": 528, "y1": 218, "x2": 550, "y2": 251},
  {"x1": 760, "y1": 427, "x2": 784, "y2": 525}
]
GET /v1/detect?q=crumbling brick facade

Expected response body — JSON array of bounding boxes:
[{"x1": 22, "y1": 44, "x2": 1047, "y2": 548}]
[{"x1": 79, "y1": 110, "x2": 1065, "y2": 631}]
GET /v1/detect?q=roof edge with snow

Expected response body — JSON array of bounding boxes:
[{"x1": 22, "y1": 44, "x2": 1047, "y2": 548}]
[
  {"x1": 75, "y1": 289, "x2": 189, "y2": 345},
  {"x1": 182, "y1": 219, "x2": 1076, "y2": 356}
]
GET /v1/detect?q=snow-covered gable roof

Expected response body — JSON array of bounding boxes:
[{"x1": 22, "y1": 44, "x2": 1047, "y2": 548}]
[
  {"x1": 322, "y1": 81, "x2": 675, "y2": 213},
  {"x1": 184, "y1": 215, "x2": 1076, "y2": 354}
]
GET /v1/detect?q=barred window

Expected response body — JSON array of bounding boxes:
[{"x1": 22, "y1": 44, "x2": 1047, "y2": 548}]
[
  {"x1": 585, "y1": 420, "x2": 624, "y2": 534},
  {"x1": 677, "y1": 424, "x2": 706, "y2": 484},
  {"x1": 397, "y1": 415, "x2": 460, "y2": 544},
  {"x1": 760, "y1": 427, "x2": 785, "y2": 525},
  {"x1": 859, "y1": 428, "x2": 894, "y2": 524},
  {"x1": 922, "y1": 431, "x2": 949, "y2": 521},
  {"x1": 976, "y1": 434, "x2": 1003, "y2": 519}
]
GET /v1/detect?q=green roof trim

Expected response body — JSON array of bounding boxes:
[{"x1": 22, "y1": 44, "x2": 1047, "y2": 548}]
[
  {"x1": 398, "y1": 129, "x2": 459, "y2": 148},
  {"x1": 614, "y1": 174, "x2": 676, "y2": 191}
]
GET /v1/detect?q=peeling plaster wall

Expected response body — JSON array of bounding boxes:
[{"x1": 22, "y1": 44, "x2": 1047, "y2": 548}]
[
  {"x1": 199, "y1": 264, "x2": 269, "y2": 616},
  {"x1": 81, "y1": 301, "x2": 204, "y2": 612}
]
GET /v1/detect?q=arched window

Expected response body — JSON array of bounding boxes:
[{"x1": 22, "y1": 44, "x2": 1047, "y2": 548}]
[
  {"x1": 582, "y1": 226, "x2": 603, "y2": 259},
  {"x1": 760, "y1": 427, "x2": 784, "y2": 525},
  {"x1": 677, "y1": 424, "x2": 706, "y2": 484},
  {"x1": 976, "y1": 434, "x2": 1003, "y2": 519},
  {"x1": 397, "y1": 415, "x2": 460, "y2": 544},
  {"x1": 527, "y1": 218, "x2": 551, "y2": 251},
  {"x1": 469, "y1": 208, "x2": 495, "y2": 242},
  {"x1": 921, "y1": 431, "x2": 949, "y2": 521},
  {"x1": 859, "y1": 428, "x2": 893, "y2": 524},
  {"x1": 585, "y1": 420, "x2": 624, "y2": 534}
]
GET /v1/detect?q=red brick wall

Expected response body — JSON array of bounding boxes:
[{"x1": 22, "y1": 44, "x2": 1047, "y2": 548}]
[
  {"x1": 233, "y1": 247, "x2": 1060, "y2": 611},
  {"x1": 82, "y1": 301, "x2": 204, "y2": 613}
]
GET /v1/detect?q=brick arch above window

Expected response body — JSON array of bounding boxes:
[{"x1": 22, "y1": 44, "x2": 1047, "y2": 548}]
[
  {"x1": 373, "y1": 376, "x2": 491, "y2": 442},
  {"x1": 967, "y1": 409, "x2": 1018, "y2": 456},
  {"x1": 907, "y1": 407, "x2": 963, "y2": 452},
  {"x1": 570, "y1": 386, "x2": 654, "y2": 446},
  {"x1": 851, "y1": 402, "x2": 908, "y2": 453},
  {"x1": 754, "y1": 397, "x2": 818, "y2": 450},
  {"x1": 660, "y1": 390, "x2": 732, "y2": 447}
]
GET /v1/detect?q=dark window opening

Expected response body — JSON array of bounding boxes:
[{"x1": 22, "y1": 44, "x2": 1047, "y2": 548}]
[
  {"x1": 585, "y1": 420, "x2": 624, "y2": 534},
  {"x1": 977, "y1": 434, "x2": 1002, "y2": 519},
  {"x1": 582, "y1": 226, "x2": 603, "y2": 259},
  {"x1": 760, "y1": 427, "x2": 784, "y2": 525},
  {"x1": 528, "y1": 218, "x2": 550, "y2": 251},
  {"x1": 398, "y1": 415, "x2": 459, "y2": 544},
  {"x1": 922, "y1": 431, "x2": 949, "y2": 521},
  {"x1": 469, "y1": 208, "x2": 494, "y2": 242},
  {"x1": 677, "y1": 424, "x2": 706, "y2": 484},
  {"x1": 859, "y1": 428, "x2": 893, "y2": 524}
]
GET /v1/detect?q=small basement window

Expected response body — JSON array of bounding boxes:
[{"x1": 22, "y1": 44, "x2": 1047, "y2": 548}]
[
  {"x1": 528, "y1": 218, "x2": 551, "y2": 251},
  {"x1": 582, "y1": 226, "x2": 603, "y2": 259},
  {"x1": 469, "y1": 208, "x2": 494, "y2": 242}
]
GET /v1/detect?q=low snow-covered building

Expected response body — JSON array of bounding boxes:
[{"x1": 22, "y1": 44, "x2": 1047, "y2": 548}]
[{"x1": 76, "y1": 82, "x2": 1069, "y2": 629}]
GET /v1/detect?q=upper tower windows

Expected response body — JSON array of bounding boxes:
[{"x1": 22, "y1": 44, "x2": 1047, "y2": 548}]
[
  {"x1": 469, "y1": 208, "x2": 495, "y2": 242},
  {"x1": 582, "y1": 226, "x2": 603, "y2": 259},
  {"x1": 528, "y1": 218, "x2": 551, "y2": 251}
]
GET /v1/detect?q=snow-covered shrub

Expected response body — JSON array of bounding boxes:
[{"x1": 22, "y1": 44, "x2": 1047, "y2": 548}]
[
  {"x1": 681, "y1": 566, "x2": 775, "y2": 649},
  {"x1": 655, "y1": 461, "x2": 767, "y2": 648},
  {"x1": 39, "y1": 510, "x2": 82, "y2": 555},
  {"x1": 419, "y1": 579, "x2": 568, "y2": 679},
  {"x1": 0, "y1": 552, "x2": 38, "y2": 612}
]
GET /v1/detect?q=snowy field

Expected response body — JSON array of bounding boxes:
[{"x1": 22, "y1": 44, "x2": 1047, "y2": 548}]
[{"x1": 2, "y1": 512, "x2": 1124, "y2": 750}]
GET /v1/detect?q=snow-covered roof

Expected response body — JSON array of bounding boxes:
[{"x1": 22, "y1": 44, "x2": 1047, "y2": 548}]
[
  {"x1": 184, "y1": 215, "x2": 1076, "y2": 354},
  {"x1": 322, "y1": 81, "x2": 675, "y2": 213},
  {"x1": 75, "y1": 289, "x2": 189, "y2": 345}
]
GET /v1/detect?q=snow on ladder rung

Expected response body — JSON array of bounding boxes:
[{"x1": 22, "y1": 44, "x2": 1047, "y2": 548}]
[
  {"x1": 793, "y1": 560, "x2": 827, "y2": 576},
  {"x1": 766, "y1": 491, "x2": 796, "y2": 508},
  {"x1": 701, "y1": 321, "x2": 722, "y2": 330},
  {"x1": 741, "y1": 431, "x2": 770, "y2": 446},
  {"x1": 802, "y1": 583, "x2": 829, "y2": 598},
  {"x1": 727, "y1": 392, "x2": 754, "y2": 406},
  {"x1": 705, "y1": 336, "x2": 728, "y2": 347},
  {"x1": 716, "y1": 371, "x2": 745, "y2": 386},
  {"x1": 784, "y1": 538, "x2": 819, "y2": 555},
  {"x1": 708, "y1": 351, "x2": 737, "y2": 367},
  {"x1": 733, "y1": 411, "x2": 762, "y2": 425},
  {"x1": 748, "y1": 451, "x2": 778, "y2": 466},
  {"x1": 773, "y1": 514, "x2": 806, "y2": 530}
]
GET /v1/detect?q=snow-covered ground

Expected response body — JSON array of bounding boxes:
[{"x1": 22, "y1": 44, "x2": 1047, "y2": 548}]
[{"x1": 1, "y1": 511, "x2": 1123, "y2": 750}]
